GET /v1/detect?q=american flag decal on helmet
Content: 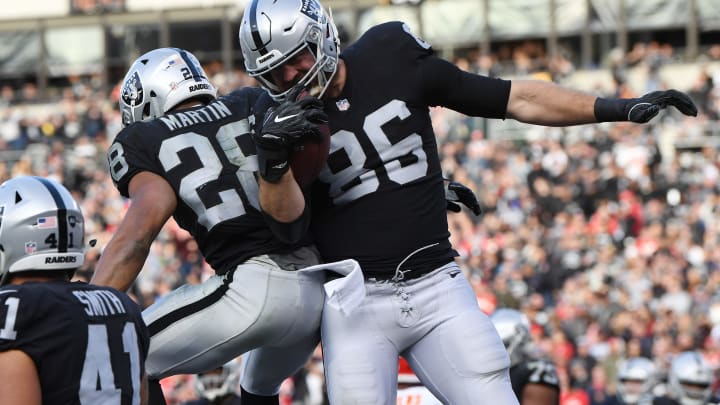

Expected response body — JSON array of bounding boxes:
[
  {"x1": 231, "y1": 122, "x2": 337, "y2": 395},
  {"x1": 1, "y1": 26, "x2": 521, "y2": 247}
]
[{"x1": 36, "y1": 216, "x2": 57, "y2": 229}]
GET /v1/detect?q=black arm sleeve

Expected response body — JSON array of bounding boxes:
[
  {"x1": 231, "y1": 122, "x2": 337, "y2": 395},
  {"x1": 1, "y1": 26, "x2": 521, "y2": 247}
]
[
  {"x1": 419, "y1": 55, "x2": 511, "y2": 119},
  {"x1": 261, "y1": 203, "x2": 312, "y2": 245}
]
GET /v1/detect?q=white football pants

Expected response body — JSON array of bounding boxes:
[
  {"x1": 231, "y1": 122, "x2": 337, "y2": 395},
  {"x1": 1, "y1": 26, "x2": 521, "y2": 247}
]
[
  {"x1": 321, "y1": 261, "x2": 518, "y2": 405},
  {"x1": 142, "y1": 247, "x2": 357, "y2": 396}
]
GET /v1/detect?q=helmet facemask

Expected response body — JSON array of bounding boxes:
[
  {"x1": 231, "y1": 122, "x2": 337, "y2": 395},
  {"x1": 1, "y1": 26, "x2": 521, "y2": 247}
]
[
  {"x1": 194, "y1": 360, "x2": 240, "y2": 401},
  {"x1": 616, "y1": 357, "x2": 657, "y2": 405},
  {"x1": 669, "y1": 352, "x2": 713, "y2": 405}
]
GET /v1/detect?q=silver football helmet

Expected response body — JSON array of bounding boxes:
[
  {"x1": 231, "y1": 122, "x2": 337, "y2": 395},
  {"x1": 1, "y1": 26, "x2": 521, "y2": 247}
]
[
  {"x1": 669, "y1": 351, "x2": 713, "y2": 405},
  {"x1": 239, "y1": 0, "x2": 340, "y2": 101},
  {"x1": 616, "y1": 357, "x2": 657, "y2": 404},
  {"x1": 0, "y1": 176, "x2": 84, "y2": 285},
  {"x1": 119, "y1": 47, "x2": 217, "y2": 127},
  {"x1": 490, "y1": 308, "x2": 531, "y2": 367},
  {"x1": 194, "y1": 359, "x2": 240, "y2": 401}
]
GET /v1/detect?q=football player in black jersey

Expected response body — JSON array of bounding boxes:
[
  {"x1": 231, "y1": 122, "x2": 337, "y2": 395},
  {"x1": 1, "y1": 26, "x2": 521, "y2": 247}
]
[
  {"x1": 491, "y1": 308, "x2": 560, "y2": 405},
  {"x1": 90, "y1": 48, "x2": 362, "y2": 405},
  {"x1": 238, "y1": 0, "x2": 698, "y2": 403},
  {"x1": 0, "y1": 176, "x2": 149, "y2": 405}
]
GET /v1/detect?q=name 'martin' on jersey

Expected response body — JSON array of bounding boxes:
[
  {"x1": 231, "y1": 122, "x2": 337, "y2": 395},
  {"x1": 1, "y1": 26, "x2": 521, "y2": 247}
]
[{"x1": 159, "y1": 99, "x2": 232, "y2": 131}]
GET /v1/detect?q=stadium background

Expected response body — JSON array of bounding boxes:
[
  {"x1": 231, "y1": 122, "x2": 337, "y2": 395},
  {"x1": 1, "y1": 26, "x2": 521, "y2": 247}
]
[{"x1": 2, "y1": 0, "x2": 720, "y2": 403}]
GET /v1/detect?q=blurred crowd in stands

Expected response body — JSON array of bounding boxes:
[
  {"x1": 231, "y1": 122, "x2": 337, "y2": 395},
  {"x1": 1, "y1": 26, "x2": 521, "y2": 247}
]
[{"x1": 1, "y1": 39, "x2": 720, "y2": 404}]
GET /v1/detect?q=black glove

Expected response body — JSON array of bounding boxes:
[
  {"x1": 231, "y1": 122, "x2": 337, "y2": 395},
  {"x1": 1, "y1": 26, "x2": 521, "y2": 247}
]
[
  {"x1": 254, "y1": 86, "x2": 328, "y2": 183},
  {"x1": 594, "y1": 89, "x2": 698, "y2": 123},
  {"x1": 445, "y1": 180, "x2": 481, "y2": 215}
]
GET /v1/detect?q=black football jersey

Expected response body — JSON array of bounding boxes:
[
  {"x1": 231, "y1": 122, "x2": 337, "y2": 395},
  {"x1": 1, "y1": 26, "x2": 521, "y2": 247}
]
[
  {"x1": 0, "y1": 281, "x2": 148, "y2": 405},
  {"x1": 510, "y1": 359, "x2": 561, "y2": 402},
  {"x1": 308, "y1": 22, "x2": 512, "y2": 277},
  {"x1": 108, "y1": 88, "x2": 312, "y2": 274}
]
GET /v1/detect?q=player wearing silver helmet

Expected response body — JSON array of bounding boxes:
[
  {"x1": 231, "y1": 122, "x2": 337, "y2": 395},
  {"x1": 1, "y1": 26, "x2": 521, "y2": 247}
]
[
  {"x1": 183, "y1": 360, "x2": 242, "y2": 405},
  {"x1": 0, "y1": 176, "x2": 149, "y2": 404},
  {"x1": 91, "y1": 47, "x2": 361, "y2": 405},
  {"x1": 667, "y1": 351, "x2": 716, "y2": 405},
  {"x1": 616, "y1": 357, "x2": 658, "y2": 405},
  {"x1": 239, "y1": 0, "x2": 697, "y2": 403},
  {"x1": 634, "y1": 351, "x2": 718, "y2": 405},
  {"x1": 491, "y1": 308, "x2": 560, "y2": 405}
]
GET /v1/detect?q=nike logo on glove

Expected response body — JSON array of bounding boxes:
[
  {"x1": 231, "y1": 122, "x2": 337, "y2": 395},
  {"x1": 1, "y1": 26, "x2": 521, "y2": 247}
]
[{"x1": 274, "y1": 113, "x2": 299, "y2": 123}]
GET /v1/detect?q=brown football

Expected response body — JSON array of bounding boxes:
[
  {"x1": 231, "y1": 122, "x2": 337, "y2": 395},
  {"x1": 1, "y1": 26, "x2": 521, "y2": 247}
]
[{"x1": 289, "y1": 122, "x2": 331, "y2": 188}]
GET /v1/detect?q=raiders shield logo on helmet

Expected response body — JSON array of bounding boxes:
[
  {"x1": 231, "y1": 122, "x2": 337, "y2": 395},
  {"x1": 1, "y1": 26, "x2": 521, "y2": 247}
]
[{"x1": 121, "y1": 71, "x2": 144, "y2": 108}]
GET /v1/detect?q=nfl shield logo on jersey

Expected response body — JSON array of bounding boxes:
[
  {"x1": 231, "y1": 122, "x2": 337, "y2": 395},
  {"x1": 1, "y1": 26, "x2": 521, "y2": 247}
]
[{"x1": 336, "y1": 99, "x2": 350, "y2": 111}]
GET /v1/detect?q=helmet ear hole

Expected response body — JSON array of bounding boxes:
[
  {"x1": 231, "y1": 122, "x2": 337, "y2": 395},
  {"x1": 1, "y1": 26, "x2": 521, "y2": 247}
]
[{"x1": 142, "y1": 102, "x2": 151, "y2": 119}]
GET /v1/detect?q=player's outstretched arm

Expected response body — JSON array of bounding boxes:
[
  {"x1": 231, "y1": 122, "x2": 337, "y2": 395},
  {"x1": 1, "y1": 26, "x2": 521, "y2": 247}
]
[
  {"x1": 506, "y1": 80, "x2": 697, "y2": 126},
  {"x1": 91, "y1": 172, "x2": 176, "y2": 292}
]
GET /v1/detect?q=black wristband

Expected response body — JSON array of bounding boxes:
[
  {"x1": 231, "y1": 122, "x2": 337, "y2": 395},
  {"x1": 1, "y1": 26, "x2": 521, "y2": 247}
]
[
  {"x1": 256, "y1": 147, "x2": 290, "y2": 183},
  {"x1": 594, "y1": 97, "x2": 633, "y2": 122}
]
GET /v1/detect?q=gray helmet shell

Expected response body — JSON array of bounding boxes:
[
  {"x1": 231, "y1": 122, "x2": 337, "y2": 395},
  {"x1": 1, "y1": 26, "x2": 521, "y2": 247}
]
[
  {"x1": 490, "y1": 308, "x2": 532, "y2": 367},
  {"x1": 669, "y1": 351, "x2": 713, "y2": 405},
  {"x1": 239, "y1": 0, "x2": 340, "y2": 101},
  {"x1": 616, "y1": 357, "x2": 657, "y2": 404},
  {"x1": 119, "y1": 47, "x2": 217, "y2": 127},
  {"x1": 194, "y1": 359, "x2": 240, "y2": 401},
  {"x1": 0, "y1": 176, "x2": 84, "y2": 284}
]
